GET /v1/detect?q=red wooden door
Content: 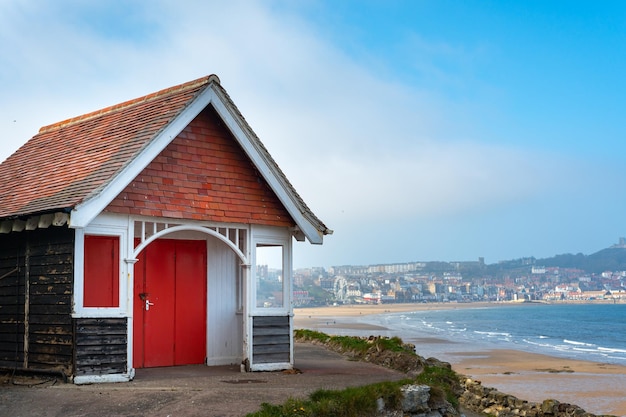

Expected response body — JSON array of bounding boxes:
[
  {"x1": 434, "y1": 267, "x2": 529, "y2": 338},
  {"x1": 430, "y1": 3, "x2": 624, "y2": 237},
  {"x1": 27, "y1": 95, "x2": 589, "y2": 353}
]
[
  {"x1": 133, "y1": 239, "x2": 207, "y2": 368},
  {"x1": 173, "y1": 240, "x2": 208, "y2": 365}
]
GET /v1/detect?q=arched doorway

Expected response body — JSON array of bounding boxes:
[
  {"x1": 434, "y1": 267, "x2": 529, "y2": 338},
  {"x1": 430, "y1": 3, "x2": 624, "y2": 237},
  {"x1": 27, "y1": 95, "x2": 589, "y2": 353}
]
[{"x1": 130, "y1": 223, "x2": 249, "y2": 369}]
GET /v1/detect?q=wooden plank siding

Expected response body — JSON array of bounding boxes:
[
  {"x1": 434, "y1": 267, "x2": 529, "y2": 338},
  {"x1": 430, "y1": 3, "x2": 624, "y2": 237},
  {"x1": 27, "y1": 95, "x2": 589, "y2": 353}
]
[
  {"x1": 74, "y1": 318, "x2": 127, "y2": 376},
  {"x1": 0, "y1": 227, "x2": 74, "y2": 375},
  {"x1": 252, "y1": 316, "x2": 290, "y2": 364},
  {"x1": 0, "y1": 231, "x2": 26, "y2": 368}
]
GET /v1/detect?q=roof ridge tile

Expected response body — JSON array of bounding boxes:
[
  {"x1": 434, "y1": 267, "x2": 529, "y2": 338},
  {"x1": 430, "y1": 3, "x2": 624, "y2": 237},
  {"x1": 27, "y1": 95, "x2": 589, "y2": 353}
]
[{"x1": 38, "y1": 75, "x2": 216, "y2": 134}]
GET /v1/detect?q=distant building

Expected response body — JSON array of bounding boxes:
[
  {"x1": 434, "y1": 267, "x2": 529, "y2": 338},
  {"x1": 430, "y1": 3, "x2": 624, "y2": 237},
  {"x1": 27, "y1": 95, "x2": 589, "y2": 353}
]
[{"x1": 532, "y1": 266, "x2": 546, "y2": 274}]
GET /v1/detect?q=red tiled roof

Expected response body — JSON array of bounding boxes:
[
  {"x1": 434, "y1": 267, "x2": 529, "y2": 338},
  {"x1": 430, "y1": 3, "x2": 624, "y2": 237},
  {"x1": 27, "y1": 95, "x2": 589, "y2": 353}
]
[
  {"x1": 0, "y1": 77, "x2": 210, "y2": 219},
  {"x1": 0, "y1": 75, "x2": 330, "y2": 239}
]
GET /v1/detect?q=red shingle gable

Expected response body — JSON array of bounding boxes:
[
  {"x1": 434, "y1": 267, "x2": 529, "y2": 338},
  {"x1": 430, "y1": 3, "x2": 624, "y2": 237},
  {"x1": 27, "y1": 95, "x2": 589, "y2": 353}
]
[
  {"x1": 105, "y1": 107, "x2": 294, "y2": 227},
  {"x1": 0, "y1": 77, "x2": 210, "y2": 219}
]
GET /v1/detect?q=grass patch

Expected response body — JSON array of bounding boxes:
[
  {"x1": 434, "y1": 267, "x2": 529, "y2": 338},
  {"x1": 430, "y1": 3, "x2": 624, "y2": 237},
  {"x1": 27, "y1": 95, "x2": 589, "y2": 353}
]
[
  {"x1": 295, "y1": 329, "x2": 331, "y2": 344},
  {"x1": 246, "y1": 380, "x2": 409, "y2": 417},
  {"x1": 295, "y1": 329, "x2": 413, "y2": 355}
]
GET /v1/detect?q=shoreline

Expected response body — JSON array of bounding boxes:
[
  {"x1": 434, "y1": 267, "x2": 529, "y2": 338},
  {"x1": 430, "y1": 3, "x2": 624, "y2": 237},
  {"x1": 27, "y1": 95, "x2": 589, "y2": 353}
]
[
  {"x1": 294, "y1": 302, "x2": 626, "y2": 416},
  {"x1": 295, "y1": 299, "x2": 623, "y2": 317}
]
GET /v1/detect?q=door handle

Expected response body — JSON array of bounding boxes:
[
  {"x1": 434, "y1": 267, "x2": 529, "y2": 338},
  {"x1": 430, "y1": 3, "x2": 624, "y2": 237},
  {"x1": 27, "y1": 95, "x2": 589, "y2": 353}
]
[{"x1": 145, "y1": 299, "x2": 155, "y2": 311}]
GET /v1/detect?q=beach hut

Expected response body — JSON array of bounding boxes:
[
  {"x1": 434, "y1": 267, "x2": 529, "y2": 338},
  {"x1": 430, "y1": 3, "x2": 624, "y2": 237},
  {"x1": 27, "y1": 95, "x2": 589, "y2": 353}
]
[{"x1": 0, "y1": 75, "x2": 331, "y2": 383}]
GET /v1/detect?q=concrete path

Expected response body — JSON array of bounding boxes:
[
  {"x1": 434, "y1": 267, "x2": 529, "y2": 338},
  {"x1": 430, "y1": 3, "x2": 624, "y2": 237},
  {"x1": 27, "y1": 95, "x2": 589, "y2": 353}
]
[{"x1": 0, "y1": 342, "x2": 408, "y2": 417}]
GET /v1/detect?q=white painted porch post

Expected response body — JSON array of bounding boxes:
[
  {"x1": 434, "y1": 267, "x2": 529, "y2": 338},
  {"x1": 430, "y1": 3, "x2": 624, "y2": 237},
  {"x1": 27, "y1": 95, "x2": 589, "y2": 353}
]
[{"x1": 242, "y1": 262, "x2": 252, "y2": 371}]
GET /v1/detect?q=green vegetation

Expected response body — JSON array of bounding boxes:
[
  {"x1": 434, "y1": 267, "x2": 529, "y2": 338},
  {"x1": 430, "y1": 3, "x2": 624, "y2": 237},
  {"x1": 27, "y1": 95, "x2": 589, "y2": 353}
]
[
  {"x1": 538, "y1": 247, "x2": 626, "y2": 274},
  {"x1": 413, "y1": 364, "x2": 460, "y2": 408},
  {"x1": 293, "y1": 329, "x2": 331, "y2": 343},
  {"x1": 246, "y1": 331, "x2": 464, "y2": 417},
  {"x1": 303, "y1": 284, "x2": 333, "y2": 304},
  {"x1": 294, "y1": 329, "x2": 413, "y2": 354},
  {"x1": 246, "y1": 380, "x2": 408, "y2": 417}
]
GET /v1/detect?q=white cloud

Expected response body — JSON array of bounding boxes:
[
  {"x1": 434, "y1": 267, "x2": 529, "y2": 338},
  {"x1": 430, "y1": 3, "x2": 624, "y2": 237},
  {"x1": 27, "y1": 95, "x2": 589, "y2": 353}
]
[
  {"x1": 1, "y1": 0, "x2": 614, "y2": 267},
  {"x1": 307, "y1": 141, "x2": 562, "y2": 218}
]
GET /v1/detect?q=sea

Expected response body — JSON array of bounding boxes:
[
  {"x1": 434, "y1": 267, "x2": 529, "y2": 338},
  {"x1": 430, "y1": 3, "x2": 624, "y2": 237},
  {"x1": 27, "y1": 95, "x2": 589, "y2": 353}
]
[{"x1": 354, "y1": 303, "x2": 626, "y2": 366}]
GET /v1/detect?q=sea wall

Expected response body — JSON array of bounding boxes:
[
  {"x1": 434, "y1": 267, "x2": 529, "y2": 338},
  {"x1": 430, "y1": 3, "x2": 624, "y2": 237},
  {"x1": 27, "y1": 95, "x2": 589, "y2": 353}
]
[
  {"x1": 378, "y1": 379, "x2": 606, "y2": 417},
  {"x1": 378, "y1": 378, "x2": 596, "y2": 417},
  {"x1": 458, "y1": 377, "x2": 602, "y2": 417}
]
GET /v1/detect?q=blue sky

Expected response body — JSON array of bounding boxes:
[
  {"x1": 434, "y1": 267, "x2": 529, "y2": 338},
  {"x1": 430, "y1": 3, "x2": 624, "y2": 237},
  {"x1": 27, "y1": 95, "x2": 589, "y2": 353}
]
[{"x1": 1, "y1": 1, "x2": 625, "y2": 268}]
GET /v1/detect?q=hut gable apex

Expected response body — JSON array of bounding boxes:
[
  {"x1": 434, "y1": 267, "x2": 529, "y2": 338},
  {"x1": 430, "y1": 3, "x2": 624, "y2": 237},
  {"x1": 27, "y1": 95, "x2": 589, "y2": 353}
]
[{"x1": 104, "y1": 107, "x2": 294, "y2": 227}]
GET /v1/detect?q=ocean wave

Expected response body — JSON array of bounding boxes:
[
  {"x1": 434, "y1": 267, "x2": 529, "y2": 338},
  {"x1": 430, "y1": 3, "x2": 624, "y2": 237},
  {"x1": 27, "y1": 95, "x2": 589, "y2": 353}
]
[
  {"x1": 448, "y1": 327, "x2": 467, "y2": 333},
  {"x1": 523, "y1": 339, "x2": 550, "y2": 348},
  {"x1": 598, "y1": 347, "x2": 626, "y2": 354},
  {"x1": 563, "y1": 339, "x2": 596, "y2": 347},
  {"x1": 569, "y1": 347, "x2": 600, "y2": 353},
  {"x1": 524, "y1": 338, "x2": 622, "y2": 359},
  {"x1": 474, "y1": 331, "x2": 511, "y2": 337}
]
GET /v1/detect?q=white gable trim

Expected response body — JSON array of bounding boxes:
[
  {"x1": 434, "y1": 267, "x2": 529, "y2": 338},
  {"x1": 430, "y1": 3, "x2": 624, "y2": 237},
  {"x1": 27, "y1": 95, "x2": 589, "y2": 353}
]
[
  {"x1": 210, "y1": 89, "x2": 324, "y2": 244},
  {"x1": 69, "y1": 83, "x2": 323, "y2": 244}
]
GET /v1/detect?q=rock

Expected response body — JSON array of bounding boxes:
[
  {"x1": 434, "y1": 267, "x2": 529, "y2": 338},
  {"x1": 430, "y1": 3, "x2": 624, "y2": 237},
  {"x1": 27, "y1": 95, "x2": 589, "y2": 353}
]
[
  {"x1": 377, "y1": 397, "x2": 385, "y2": 413},
  {"x1": 513, "y1": 398, "x2": 527, "y2": 409},
  {"x1": 541, "y1": 399, "x2": 560, "y2": 415},
  {"x1": 482, "y1": 406, "x2": 496, "y2": 415},
  {"x1": 425, "y1": 357, "x2": 452, "y2": 369},
  {"x1": 401, "y1": 384, "x2": 432, "y2": 413},
  {"x1": 440, "y1": 402, "x2": 461, "y2": 417}
]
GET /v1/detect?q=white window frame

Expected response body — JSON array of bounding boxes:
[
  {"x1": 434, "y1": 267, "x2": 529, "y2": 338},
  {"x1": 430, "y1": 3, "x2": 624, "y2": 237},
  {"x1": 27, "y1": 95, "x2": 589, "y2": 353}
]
[
  {"x1": 250, "y1": 226, "x2": 292, "y2": 316},
  {"x1": 72, "y1": 217, "x2": 129, "y2": 318}
]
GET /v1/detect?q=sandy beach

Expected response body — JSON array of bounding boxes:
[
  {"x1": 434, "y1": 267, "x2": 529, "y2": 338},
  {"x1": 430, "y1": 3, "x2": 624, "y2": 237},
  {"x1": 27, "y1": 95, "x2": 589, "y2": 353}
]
[{"x1": 294, "y1": 303, "x2": 626, "y2": 417}]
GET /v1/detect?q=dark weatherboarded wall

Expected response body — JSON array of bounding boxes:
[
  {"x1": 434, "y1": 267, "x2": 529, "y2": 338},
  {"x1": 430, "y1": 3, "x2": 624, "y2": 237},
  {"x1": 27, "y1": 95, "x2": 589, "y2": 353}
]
[
  {"x1": 0, "y1": 226, "x2": 74, "y2": 376},
  {"x1": 74, "y1": 318, "x2": 127, "y2": 376}
]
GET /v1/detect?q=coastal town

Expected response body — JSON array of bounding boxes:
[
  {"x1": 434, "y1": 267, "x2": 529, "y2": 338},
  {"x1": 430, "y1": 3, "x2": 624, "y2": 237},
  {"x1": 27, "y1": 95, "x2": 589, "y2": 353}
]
[{"x1": 282, "y1": 240, "x2": 626, "y2": 306}]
